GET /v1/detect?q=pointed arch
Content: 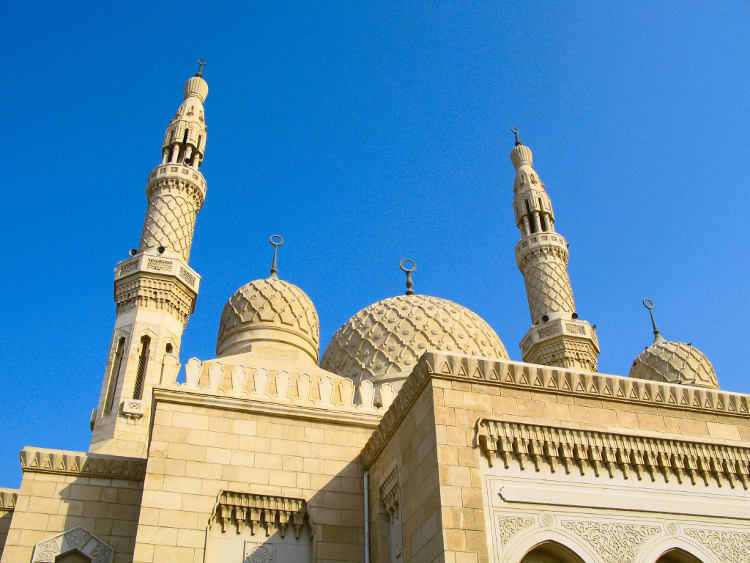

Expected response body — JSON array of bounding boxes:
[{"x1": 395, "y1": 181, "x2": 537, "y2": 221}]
[
  {"x1": 521, "y1": 540, "x2": 585, "y2": 563},
  {"x1": 655, "y1": 548, "x2": 704, "y2": 563}
]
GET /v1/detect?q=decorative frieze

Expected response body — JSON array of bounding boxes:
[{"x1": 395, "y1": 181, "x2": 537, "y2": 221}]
[
  {"x1": 477, "y1": 418, "x2": 750, "y2": 489},
  {"x1": 212, "y1": 491, "x2": 308, "y2": 539},
  {"x1": 684, "y1": 528, "x2": 750, "y2": 562},
  {"x1": 560, "y1": 519, "x2": 660, "y2": 563},
  {"x1": 115, "y1": 274, "x2": 197, "y2": 325},
  {"x1": 19, "y1": 447, "x2": 146, "y2": 481},
  {"x1": 497, "y1": 515, "x2": 534, "y2": 547}
]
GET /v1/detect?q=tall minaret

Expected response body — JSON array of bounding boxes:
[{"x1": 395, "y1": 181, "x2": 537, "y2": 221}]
[
  {"x1": 90, "y1": 62, "x2": 209, "y2": 456},
  {"x1": 510, "y1": 130, "x2": 599, "y2": 371}
]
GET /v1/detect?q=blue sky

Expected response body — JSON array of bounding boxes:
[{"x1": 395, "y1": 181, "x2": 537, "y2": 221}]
[{"x1": 1, "y1": 2, "x2": 748, "y2": 487}]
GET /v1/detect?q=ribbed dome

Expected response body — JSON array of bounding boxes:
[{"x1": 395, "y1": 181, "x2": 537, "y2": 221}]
[
  {"x1": 184, "y1": 76, "x2": 208, "y2": 103},
  {"x1": 629, "y1": 338, "x2": 719, "y2": 389},
  {"x1": 216, "y1": 277, "x2": 319, "y2": 363},
  {"x1": 320, "y1": 294, "x2": 508, "y2": 386}
]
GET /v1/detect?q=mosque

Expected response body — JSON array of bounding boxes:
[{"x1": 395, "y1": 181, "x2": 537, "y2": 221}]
[{"x1": 0, "y1": 64, "x2": 748, "y2": 563}]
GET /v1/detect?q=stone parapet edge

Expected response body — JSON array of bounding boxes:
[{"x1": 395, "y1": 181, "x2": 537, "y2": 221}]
[
  {"x1": 0, "y1": 488, "x2": 17, "y2": 511},
  {"x1": 361, "y1": 350, "x2": 750, "y2": 466},
  {"x1": 19, "y1": 447, "x2": 146, "y2": 481},
  {"x1": 152, "y1": 387, "x2": 382, "y2": 428}
]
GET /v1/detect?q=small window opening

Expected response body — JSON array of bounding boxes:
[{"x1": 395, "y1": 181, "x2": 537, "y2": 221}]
[
  {"x1": 104, "y1": 337, "x2": 126, "y2": 414},
  {"x1": 525, "y1": 200, "x2": 537, "y2": 234},
  {"x1": 132, "y1": 336, "x2": 151, "y2": 400},
  {"x1": 165, "y1": 343, "x2": 173, "y2": 354}
]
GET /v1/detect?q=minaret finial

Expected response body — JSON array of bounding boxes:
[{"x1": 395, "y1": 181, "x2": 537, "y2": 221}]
[
  {"x1": 400, "y1": 259, "x2": 417, "y2": 295},
  {"x1": 642, "y1": 298, "x2": 663, "y2": 343},
  {"x1": 196, "y1": 58, "x2": 207, "y2": 77},
  {"x1": 269, "y1": 234, "x2": 284, "y2": 279},
  {"x1": 511, "y1": 127, "x2": 521, "y2": 146}
]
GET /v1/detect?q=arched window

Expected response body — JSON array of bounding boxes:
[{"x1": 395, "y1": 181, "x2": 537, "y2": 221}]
[
  {"x1": 656, "y1": 549, "x2": 703, "y2": 563},
  {"x1": 521, "y1": 541, "x2": 584, "y2": 563},
  {"x1": 132, "y1": 336, "x2": 151, "y2": 400},
  {"x1": 104, "y1": 337, "x2": 125, "y2": 414}
]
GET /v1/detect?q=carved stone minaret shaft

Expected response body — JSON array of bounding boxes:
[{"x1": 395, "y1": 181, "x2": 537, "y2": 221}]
[
  {"x1": 90, "y1": 66, "x2": 208, "y2": 457},
  {"x1": 511, "y1": 138, "x2": 599, "y2": 371}
]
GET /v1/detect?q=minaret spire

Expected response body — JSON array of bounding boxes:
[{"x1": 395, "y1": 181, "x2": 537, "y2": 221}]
[
  {"x1": 90, "y1": 64, "x2": 209, "y2": 456},
  {"x1": 510, "y1": 132, "x2": 599, "y2": 371}
]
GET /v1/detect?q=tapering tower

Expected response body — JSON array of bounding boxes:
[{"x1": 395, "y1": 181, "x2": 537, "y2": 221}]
[
  {"x1": 90, "y1": 62, "x2": 209, "y2": 456},
  {"x1": 510, "y1": 131, "x2": 599, "y2": 371}
]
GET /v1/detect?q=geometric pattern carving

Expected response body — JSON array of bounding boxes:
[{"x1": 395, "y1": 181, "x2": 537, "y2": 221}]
[
  {"x1": 630, "y1": 339, "x2": 719, "y2": 389},
  {"x1": 518, "y1": 242, "x2": 575, "y2": 322},
  {"x1": 477, "y1": 418, "x2": 750, "y2": 488},
  {"x1": 216, "y1": 277, "x2": 320, "y2": 359},
  {"x1": 361, "y1": 351, "x2": 750, "y2": 466},
  {"x1": 685, "y1": 528, "x2": 750, "y2": 563},
  {"x1": 140, "y1": 165, "x2": 206, "y2": 262},
  {"x1": 211, "y1": 491, "x2": 308, "y2": 539},
  {"x1": 380, "y1": 467, "x2": 402, "y2": 561},
  {"x1": 0, "y1": 488, "x2": 17, "y2": 511},
  {"x1": 521, "y1": 317, "x2": 599, "y2": 372},
  {"x1": 244, "y1": 542, "x2": 274, "y2": 563},
  {"x1": 19, "y1": 448, "x2": 147, "y2": 481},
  {"x1": 497, "y1": 515, "x2": 534, "y2": 547},
  {"x1": 321, "y1": 294, "x2": 508, "y2": 385},
  {"x1": 32, "y1": 526, "x2": 114, "y2": 563},
  {"x1": 560, "y1": 520, "x2": 660, "y2": 563},
  {"x1": 115, "y1": 273, "x2": 196, "y2": 326}
]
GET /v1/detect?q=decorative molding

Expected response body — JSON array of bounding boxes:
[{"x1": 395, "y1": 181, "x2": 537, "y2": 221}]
[
  {"x1": 497, "y1": 515, "x2": 534, "y2": 547},
  {"x1": 32, "y1": 526, "x2": 114, "y2": 563},
  {"x1": 121, "y1": 398, "x2": 144, "y2": 419},
  {"x1": 684, "y1": 528, "x2": 750, "y2": 562},
  {"x1": 0, "y1": 488, "x2": 17, "y2": 511},
  {"x1": 244, "y1": 541, "x2": 274, "y2": 563},
  {"x1": 211, "y1": 491, "x2": 309, "y2": 539},
  {"x1": 560, "y1": 520, "x2": 660, "y2": 563},
  {"x1": 380, "y1": 466, "x2": 403, "y2": 561},
  {"x1": 362, "y1": 351, "x2": 749, "y2": 467},
  {"x1": 478, "y1": 418, "x2": 750, "y2": 489},
  {"x1": 19, "y1": 448, "x2": 146, "y2": 481},
  {"x1": 115, "y1": 272, "x2": 197, "y2": 325}
]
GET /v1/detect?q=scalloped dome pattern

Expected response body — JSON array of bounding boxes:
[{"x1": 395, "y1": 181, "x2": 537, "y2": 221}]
[
  {"x1": 216, "y1": 277, "x2": 319, "y2": 360},
  {"x1": 320, "y1": 294, "x2": 508, "y2": 383},
  {"x1": 629, "y1": 339, "x2": 719, "y2": 389}
]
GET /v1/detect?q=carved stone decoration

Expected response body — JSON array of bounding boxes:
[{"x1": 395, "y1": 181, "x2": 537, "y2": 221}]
[
  {"x1": 231, "y1": 365, "x2": 248, "y2": 394},
  {"x1": 253, "y1": 368, "x2": 270, "y2": 397},
  {"x1": 32, "y1": 526, "x2": 114, "y2": 563},
  {"x1": 380, "y1": 467, "x2": 403, "y2": 561},
  {"x1": 212, "y1": 491, "x2": 309, "y2": 539},
  {"x1": 244, "y1": 542, "x2": 274, "y2": 563},
  {"x1": 476, "y1": 417, "x2": 750, "y2": 489},
  {"x1": 185, "y1": 357, "x2": 201, "y2": 388},
  {"x1": 497, "y1": 515, "x2": 534, "y2": 547},
  {"x1": 685, "y1": 528, "x2": 750, "y2": 563},
  {"x1": 560, "y1": 520, "x2": 660, "y2": 563},
  {"x1": 208, "y1": 362, "x2": 223, "y2": 390},
  {"x1": 20, "y1": 447, "x2": 146, "y2": 481}
]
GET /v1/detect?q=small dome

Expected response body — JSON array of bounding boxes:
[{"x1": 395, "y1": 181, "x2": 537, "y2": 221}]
[
  {"x1": 217, "y1": 277, "x2": 319, "y2": 363},
  {"x1": 629, "y1": 338, "x2": 719, "y2": 389},
  {"x1": 320, "y1": 294, "x2": 508, "y2": 386}
]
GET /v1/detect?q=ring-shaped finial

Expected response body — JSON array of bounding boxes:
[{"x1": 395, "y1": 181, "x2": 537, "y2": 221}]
[
  {"x1": 196, "y1": 58, "x2": 207, "y2": 76},
  {"x1": 269, "y1": 234, "x2": 284, "y2": 247},
  {"x1": 399, "y1": 258, "x2": 417, "y2": 274},
  {"x1": 642, "y1": 298, "x2": 655, "y2": 310}
]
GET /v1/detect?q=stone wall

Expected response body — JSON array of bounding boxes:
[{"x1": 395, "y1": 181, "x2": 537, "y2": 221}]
[
  {"x1": 132, "y1": 389, "x2": 379, "y2": 562},
  {"x1": 1, "y1": 449, "x2": 144, "y2": 563}
]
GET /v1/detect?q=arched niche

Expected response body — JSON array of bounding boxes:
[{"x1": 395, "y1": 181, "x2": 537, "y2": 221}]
[
  {"x1": 56, "y1": 551, "x2": 90, "y2": 563},
  {"x1": 521, "y1": 541, "x2": 585, "y2": 563},
  {"x1": 655, "y1": 548, "x2": 703, "y2": 563},
  {"x1": 32, "y1": 526, "x2": 113, "y2": 563}
]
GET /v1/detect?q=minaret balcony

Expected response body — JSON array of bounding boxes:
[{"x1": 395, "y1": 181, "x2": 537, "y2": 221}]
[
  {"x1": 147, "y1": 163, "x2": 207, "y2": 203},
  {"x1": 515, "y1": 231, "x2": 569, "y2": 267},
  {"x1": 114, "y1": 252, "x2": 201, "y2": 294}
]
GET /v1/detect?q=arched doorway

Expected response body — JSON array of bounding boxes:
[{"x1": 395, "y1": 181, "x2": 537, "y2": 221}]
[
  {"x1": 521, "y1": 541, "x2": 585, "y2": 563},
  {"x1": 656, "y1": 548, "x2": 703, "y2": 563}
]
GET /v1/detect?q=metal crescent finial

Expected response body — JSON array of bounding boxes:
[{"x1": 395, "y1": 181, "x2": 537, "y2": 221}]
[
  {"x1": 642, "y1": 298, "x2": 661, "y2": 342},
  {"x1": 400, "y1": 258, "x2": 417, "y2": 295},
  {"x1": 196, "y1": 58, "x2": 207, "y2": 77},
  {"x1": 510, "y1": 127, "x2": 521, "y2": 146},
  {"x1": 269, "y1": 234, "x2": 284, "y2": 278}
]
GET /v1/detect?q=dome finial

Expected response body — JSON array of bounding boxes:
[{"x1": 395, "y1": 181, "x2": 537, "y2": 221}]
[
  {"x1": 511, "y1": 127, "x2": 522, "y2": 146},
  {"x1": 399, "y1": 259, "x2": 417, "y2": 295},
  {"x1": 642, "y1": 298, "x2": 664, "y2": 343},
  {"x1": 269, "y1": 234, "x2": 284, "y2": 279},
  {"x1": 196, "y1": 58, "x2": 207, "y2": 77}
]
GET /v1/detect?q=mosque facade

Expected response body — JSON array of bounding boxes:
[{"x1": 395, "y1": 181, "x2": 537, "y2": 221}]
[{"x1": 0, "y1": 67, "x2": 748, "y2": 563}]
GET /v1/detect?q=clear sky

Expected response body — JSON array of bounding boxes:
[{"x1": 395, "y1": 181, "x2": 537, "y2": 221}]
[{"x1": 1, "y1": 2, "x2": 749, "y2": 487}]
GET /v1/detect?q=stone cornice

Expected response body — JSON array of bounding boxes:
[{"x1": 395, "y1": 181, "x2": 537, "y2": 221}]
[
  {"x1": 478, "y1": 418, "x2": 750, "y2": 489},
  {"x1": 212, "y1": 490, "x2": 309, "y2": 538},
  {"x1": 0, "y1": 488, "x2": 17, "y2": 511},
  {"x1": 361, "y1": 351, "x2": 750, "y2": 467},
  {"x1": 19, "y1": 448, "x2": 146, "y2": 481},
  {"x1": 152, "y1": 387, "x2": 382, "y2": 429}
]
